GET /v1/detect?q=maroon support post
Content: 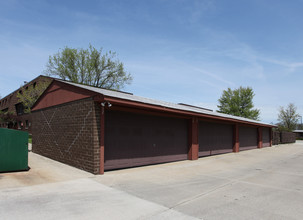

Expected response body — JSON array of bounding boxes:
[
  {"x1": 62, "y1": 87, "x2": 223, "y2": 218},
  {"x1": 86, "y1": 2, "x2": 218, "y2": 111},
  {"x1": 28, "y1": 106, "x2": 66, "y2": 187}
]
[
  {"x1": 99, "y1": 105, "x2": 105, "y2": 174},
  {"x1": 233, "y1": 124, "x2": 239, "y2": 152},
  {"x1": 258, "y1": 127, "x2": 263, "y2": 148},
  {"x1": 188, "y1": 117, "x2": 199, "y2": 160}
]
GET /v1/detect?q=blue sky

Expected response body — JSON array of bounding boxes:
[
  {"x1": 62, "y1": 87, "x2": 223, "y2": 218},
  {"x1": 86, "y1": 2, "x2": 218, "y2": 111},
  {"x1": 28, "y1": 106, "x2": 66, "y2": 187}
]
[{"x1": 1, "y1": 0, "x2": 303, "y2": 123}]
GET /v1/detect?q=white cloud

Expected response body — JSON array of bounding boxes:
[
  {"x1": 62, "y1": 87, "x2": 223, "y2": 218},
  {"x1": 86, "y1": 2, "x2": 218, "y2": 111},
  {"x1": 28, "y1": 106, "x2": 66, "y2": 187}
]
[
  {"x1": 192, "y1": 67, "x2": 235, "y2": 86},
  {"x1": 260, "y1": 57, "x2": 303, "y2": 73}
]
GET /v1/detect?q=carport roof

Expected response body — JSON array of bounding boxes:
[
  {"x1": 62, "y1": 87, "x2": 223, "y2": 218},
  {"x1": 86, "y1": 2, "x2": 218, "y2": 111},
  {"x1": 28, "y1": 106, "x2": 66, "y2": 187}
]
[{"x1": 59, "y1": 80, "x2": 274, "y2": 127}]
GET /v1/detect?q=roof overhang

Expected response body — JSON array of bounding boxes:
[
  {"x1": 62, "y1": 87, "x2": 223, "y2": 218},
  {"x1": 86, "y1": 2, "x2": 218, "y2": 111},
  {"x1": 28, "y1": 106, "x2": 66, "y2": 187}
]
[
  {"x1": 32, "y1": 79, "x2": 276, "y2": 128},
  {"x1": 103, "y1": 96, "x2": 275, "y2": 127}
]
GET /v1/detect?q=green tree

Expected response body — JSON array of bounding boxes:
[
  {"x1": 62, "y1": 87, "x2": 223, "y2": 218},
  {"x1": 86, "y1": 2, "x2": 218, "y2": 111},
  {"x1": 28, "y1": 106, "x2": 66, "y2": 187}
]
[
  {"x1": 44, "y1": 45, "x2": 132, "y2": 90},
  {"x1": 277, "y1": 103, "x2": 300, "y2": 131},
  {"x1": 17, "y1": 79, "x2": 52, "y2": 113},
  {"x1": 217, "y1": 86, "x2": 260, "y2": 120},
  {"x1": 0, "y1": 110, "x2": 16, "y2": 124}
]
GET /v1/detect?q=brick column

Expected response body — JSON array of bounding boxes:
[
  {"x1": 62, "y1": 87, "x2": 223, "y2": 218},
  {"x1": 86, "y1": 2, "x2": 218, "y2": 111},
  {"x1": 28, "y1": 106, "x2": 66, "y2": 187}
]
[
  {"x1": 258, "y1": 127, "x2": 263, "y2": 148},
  {"x1": 99, "y1": 105, "x2": 105, "y2": 174},
  {"x1": 188, "y1": 117, "x2": 199, "y2": 160},
  {"x1": 233, "y1": 124, "x2": 239, "y2": 152}
]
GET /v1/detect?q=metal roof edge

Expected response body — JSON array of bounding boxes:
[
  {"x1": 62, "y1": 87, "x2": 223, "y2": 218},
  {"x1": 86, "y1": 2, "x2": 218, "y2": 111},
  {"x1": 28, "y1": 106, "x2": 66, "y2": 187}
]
[{"x1": 57, "y1": 79, "x2": 275, "y2": 127}]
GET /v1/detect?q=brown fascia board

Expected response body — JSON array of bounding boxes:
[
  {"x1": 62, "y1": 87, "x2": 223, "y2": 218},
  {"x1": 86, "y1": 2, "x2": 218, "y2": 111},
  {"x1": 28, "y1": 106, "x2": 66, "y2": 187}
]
[
  {"x1": 31, "y1": 80, "x2": 102, "y2": 111},
  {"x1": 104, "y1": 96, "x2": 276, "y2": 128},
  {"x1": 31, "y1": 79, "x2": 56, "y2": 111}
]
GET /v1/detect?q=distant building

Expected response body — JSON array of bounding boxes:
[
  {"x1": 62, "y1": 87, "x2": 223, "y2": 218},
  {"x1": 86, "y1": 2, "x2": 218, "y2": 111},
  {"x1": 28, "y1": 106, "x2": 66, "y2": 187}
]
[
  {"x1": 293, "y1": 130, "x2": 303, "y2": 139},
  {"x1": 0, "y1": 75, "x2": 53, "y2": 133}
]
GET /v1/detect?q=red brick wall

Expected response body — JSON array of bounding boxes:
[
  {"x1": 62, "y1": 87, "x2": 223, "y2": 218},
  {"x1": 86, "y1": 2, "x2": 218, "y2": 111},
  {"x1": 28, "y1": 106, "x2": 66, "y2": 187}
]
[
  {"x1": 272, "y1": 131, "x2": 296, "y2": 145},
  {"x1": 32, "y1": 98, "x2": 101, "y2": 174},
  {"x1": 280, "y1": 131, "x2": 296, "y2": 144},
  {"x1": 0, "y1": 75, "x2": 52, "y2": 133},
  {"x1": 0, "y1": 89, "x2": 32, "y2": 132}
]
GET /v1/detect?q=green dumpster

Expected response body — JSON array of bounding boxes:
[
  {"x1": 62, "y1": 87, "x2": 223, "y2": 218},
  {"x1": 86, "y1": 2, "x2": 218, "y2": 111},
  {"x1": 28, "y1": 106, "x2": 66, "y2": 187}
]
[{"x1": 0, "y1": 128, "x2": 28, "y2": 172}]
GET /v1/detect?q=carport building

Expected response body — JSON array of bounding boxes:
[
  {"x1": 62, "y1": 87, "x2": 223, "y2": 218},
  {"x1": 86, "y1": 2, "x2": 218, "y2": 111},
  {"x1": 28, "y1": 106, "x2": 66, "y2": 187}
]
[{"x1": 31, "y1": 80, "x2": 274, "y2": 174}]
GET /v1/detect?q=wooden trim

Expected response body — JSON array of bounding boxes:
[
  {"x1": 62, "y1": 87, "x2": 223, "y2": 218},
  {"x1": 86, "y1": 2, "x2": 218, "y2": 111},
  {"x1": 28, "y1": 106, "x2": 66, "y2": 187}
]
[
  {"x1": 239, "y1": 146, "x2": 257, "y2": 151},
  {"x1": 104, "y1": 154, "x2": 188, "y2": 170},
  {"x1": 104, "y1": 96, "x2": 274, "y2": 128},
  {"x1": 32, "y1": 80, "x2": 100, "y2": 111},
  {"x1": 108, "y1": 105, "x2": 190, "y2": 119}
]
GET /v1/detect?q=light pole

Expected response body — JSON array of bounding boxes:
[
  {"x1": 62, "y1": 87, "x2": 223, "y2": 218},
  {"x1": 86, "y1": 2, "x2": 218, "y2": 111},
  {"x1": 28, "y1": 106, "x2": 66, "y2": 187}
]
[{"x1": 299, "y1": 115, "x2": 302, "y2": 130}]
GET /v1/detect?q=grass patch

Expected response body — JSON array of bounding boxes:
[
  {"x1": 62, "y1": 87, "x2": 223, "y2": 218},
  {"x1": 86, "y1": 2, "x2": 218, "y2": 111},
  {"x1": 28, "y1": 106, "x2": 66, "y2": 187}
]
[{"x1": 28, "y1": 135, "x2": 32, "y2": 144}]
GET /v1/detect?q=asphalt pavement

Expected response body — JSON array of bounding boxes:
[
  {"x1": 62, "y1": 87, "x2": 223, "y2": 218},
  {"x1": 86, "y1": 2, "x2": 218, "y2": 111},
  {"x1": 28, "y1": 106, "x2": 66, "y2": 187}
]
[{"x1": 1, "y1": 141, "x2": 303, "y2": 219}]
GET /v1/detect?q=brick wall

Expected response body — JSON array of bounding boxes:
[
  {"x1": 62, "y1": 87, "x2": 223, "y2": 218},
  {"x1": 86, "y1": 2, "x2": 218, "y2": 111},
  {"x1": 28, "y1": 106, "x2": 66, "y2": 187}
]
[
  {"x1": 0, "y1": 89, "x2": 32, "y2": 132},
  {"x1": 272, "y1": 131, "x2": 296, "y2": 145},
  {"x1": 32, "y1": 98, "x2": 101, "y2": 174},
  {"x1": 280, "y1": 131, "x2": 296, "y2": 144},
  {"x1": 272, "y1": 131, "x2": 280, "y2": 145},
  {"x1": 0, "y1": 75, "x2": 52, "y2": 133}
]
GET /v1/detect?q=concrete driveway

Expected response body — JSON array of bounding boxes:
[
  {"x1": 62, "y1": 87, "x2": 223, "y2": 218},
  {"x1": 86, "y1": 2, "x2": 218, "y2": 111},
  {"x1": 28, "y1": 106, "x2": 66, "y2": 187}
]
[{"x1": 1, "y1": 142, "x2": 303, "y2": 219}]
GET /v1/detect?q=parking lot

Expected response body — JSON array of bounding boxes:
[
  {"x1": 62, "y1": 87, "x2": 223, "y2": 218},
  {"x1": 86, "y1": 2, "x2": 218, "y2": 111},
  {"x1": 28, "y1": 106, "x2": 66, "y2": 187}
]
[{"x1": 1, "y1": 142, "x2": 303, "y2": 219}]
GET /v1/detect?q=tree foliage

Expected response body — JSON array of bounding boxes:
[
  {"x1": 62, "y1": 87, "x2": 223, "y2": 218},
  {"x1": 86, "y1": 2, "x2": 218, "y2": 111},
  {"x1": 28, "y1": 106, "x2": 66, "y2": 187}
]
[
  {"x1": 217, "y1": 86, "x2": 260, "y2": 120},
  {"x1": 17, "y1": 79, "x2": 52, "y2": 113},
  {"x1": 277, "y1": 103, "x2": 300, "y2": 131},
  {"x1": 0, "y1": 110, "x2": 16, "y2": 124},
  {"x1": 44, "y1": 45, "x2": 132, "y2": 90}
]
